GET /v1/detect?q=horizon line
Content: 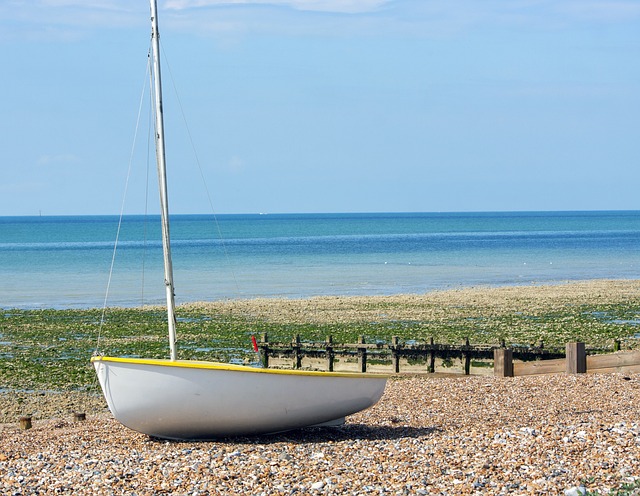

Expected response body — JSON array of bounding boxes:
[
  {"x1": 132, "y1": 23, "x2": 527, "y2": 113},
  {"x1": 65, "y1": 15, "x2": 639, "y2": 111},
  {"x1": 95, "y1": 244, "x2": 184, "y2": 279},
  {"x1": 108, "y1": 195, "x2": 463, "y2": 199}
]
[{"x1": 2, "y1": 209, "x2": 639, "y2": 219}]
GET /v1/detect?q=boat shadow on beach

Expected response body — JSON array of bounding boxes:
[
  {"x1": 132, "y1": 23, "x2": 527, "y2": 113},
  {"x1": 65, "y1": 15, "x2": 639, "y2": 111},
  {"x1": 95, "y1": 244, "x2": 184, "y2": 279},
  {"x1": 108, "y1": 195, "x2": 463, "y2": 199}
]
[
  {"x1": 263, "y1": 423, "x2": 441, "y2": 444},
  {"x1": 152, "y1": 423, "x2": 440, "y2": 445}
]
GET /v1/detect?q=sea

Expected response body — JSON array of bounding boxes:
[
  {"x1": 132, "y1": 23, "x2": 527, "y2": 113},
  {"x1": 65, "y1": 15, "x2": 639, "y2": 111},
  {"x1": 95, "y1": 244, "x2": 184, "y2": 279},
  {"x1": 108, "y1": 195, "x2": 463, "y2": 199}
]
[{"x1": 1, "y1": 211, "x2": 639, "y2": 310}]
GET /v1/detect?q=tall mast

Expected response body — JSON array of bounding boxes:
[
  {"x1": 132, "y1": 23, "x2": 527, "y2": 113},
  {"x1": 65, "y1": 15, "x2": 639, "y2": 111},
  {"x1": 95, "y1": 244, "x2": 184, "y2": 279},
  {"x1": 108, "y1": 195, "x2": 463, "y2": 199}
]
[{"x1": 150, "y1": 0, "x2": 178, "y2": 361}]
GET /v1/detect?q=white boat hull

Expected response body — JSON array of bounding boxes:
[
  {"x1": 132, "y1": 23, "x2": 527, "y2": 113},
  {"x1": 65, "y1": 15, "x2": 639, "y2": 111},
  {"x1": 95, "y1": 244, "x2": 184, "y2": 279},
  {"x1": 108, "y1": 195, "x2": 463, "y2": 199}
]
[{"x1": 92, "y1": 356, "x2": 387, "y2": 439}]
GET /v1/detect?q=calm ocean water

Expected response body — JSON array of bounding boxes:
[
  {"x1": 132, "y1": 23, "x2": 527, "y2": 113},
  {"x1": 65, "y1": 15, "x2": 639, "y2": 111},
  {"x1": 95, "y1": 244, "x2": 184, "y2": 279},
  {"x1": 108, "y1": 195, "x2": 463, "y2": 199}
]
[{"x1": 1, "y1": 211, "x2": 639, "y2": 309}]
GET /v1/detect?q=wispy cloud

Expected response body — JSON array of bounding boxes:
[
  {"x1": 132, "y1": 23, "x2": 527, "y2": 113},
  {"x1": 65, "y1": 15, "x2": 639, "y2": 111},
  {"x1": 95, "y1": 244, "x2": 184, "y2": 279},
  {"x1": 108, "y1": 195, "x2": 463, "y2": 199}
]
[
  {"x1": 556, "y1": 0, "x2": 640, "y2": 22},
  {"x1": 0, "y1": 180, "x2": 46, "y2": 194},
  {"x1": 0, "y1": 0, "x2": 144, "y2": 42},
  {"x1": 163, "y1": 0, "x2": 388, "y2": 14},
  {"x1": 37, "y1": 154, "x2": 81, "y2": 167},
  {"x1": 227, "y1": 156, "x2": 246, "y2": 173},
  {"x1": 40, "y1": 0, "x2": 126, "y2": 9},
  {"x1": 2, "y1": 0, "x2": 639, "y2": 42}
]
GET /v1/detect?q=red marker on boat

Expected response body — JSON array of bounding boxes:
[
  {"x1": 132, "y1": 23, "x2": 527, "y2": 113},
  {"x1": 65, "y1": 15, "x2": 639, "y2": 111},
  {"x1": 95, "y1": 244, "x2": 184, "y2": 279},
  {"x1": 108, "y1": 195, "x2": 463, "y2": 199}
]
[{"x1": 251, "y1": 335, "x2": 262, "y2": 366}]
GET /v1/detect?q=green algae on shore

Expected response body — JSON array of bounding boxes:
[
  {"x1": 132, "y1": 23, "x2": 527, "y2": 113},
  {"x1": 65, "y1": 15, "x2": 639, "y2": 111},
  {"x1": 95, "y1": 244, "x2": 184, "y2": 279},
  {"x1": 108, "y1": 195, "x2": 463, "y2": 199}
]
[{"x1": 1, "y1": 280, "x2": 639, "y2": 393}]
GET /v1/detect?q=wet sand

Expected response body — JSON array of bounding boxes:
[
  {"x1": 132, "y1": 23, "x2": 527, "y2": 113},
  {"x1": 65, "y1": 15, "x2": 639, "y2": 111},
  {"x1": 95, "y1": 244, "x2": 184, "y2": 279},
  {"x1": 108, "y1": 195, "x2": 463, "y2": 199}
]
[{"x1": 183, "y1": 279, "x2": 640, "y2": 327}]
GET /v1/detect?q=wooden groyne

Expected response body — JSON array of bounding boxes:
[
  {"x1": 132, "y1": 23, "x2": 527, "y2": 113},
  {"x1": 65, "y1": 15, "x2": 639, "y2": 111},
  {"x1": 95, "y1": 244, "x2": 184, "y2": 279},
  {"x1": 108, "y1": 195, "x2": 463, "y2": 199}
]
[
  {"x1": 256, "y1": 334, "x2": 639, "y2": 377},
  {"x1": 495, "y1": 343, "x2": 640, "y2": 377},
  {"x1": 255, "y1": 334, "x2": 562, "y2": 375}
]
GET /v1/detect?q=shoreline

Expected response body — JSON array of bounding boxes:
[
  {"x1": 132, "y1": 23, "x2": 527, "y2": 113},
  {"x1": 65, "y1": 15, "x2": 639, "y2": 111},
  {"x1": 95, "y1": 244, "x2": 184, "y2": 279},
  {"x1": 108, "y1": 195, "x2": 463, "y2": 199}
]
[
  {"x1": 2, "y1": 278, "x2": 640, "y2": 376},
  {"x1": 3, "y1": 277, "x2": 640, "y2": 312},
  {"x1": 182, "y1": 279, "x2": 640, "y2": 310},
  {"x1": 2, "y1": 279, "x2": 640, "y2": 419}
]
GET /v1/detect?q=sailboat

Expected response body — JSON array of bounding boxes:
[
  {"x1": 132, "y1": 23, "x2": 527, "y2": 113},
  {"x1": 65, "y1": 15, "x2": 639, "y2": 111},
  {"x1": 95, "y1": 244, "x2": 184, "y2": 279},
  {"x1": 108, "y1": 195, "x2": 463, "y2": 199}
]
[{"x1": 91, "y1": 0, "x2": 387, "y2": 440}]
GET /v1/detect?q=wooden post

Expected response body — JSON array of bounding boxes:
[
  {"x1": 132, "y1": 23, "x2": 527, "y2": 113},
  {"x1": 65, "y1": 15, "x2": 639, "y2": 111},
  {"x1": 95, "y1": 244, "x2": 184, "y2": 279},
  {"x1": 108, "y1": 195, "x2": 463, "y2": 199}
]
[
  {"x1": 463, "y1": 337, "x2": 471, "y2": 375},
  {"x1": 494, "y1": 348, "x2": 514, "y2": 377},
  {"x1": 325, "y1": 335, "x2": 334, "y2": 372},
  {"x1": 566, "y1": 342, "x2": 586, "y2": 374},
  {"x1": 260, "y1": 332, "x2": 269, "y2": 368},
  {"x1": 357, "y1": 336, "x2": 367, "y2": 373},
  {"x1": 428, "y1": 337, "x2": 435, "y2": 373},
  {"x1": 19, "y1": 416, "x2": 32, "y2": 430},
  {"x1": 293, "y1": 334, "x2": 301, "y2": 369},
  {"x1": 391, "y1": 336, "x2": 400, "y2": 373},
  {"x1": 614, "y1": 340, "x2": 621, "y2": 352}
]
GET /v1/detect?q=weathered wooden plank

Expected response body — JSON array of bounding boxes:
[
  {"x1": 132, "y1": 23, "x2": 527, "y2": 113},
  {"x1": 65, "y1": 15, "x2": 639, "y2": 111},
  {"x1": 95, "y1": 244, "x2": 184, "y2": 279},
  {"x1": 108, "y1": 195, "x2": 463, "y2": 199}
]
[
  {"x1": 514, "y1": 358, "x2": 565, "y2": 376},
  {"x1": 566, "y1": 342, "x2": 587, "y2": 374},
  {"x1": 588, "y1": 365, "x2": 640, "y2": 375},
  {"x1": 357, "y1": 347, "x2": 367, "y2": 373},
  {"x1": 325, "y1": 335, "x2": 334, "y2": 372},
  {"x1": 19, "y1": 416, "x2": 32, "y2": 430},
  {"x1": 494, "y1": 348, "x2": 513, "y2": 377},
  {"x1": 587, "y1": 351, "x2": 640, "y2": 371}
]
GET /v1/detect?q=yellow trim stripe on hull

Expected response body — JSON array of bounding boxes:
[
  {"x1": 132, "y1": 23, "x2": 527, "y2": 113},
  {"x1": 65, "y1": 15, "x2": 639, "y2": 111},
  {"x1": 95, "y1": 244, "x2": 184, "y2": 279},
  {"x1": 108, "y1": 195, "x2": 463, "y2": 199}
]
[{"x1": 91, "y1": 356, "x2": 388, "y2": 379}]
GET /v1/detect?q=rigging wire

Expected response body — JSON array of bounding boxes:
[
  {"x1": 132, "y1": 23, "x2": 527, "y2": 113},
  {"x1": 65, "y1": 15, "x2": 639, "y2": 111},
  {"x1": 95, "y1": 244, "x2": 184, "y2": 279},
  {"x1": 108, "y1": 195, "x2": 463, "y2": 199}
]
[
  {"x1": 95, "y1": 52, "x2": 153, "y2": 354},
  {"x1": 96, "y1": 38, "x2": 243, "y2": 355},
  {"x1": 140, "y1": 53, "x2": 156, "y2": 308},
  {"x1": 159, "y1": 41, "x2": 242, "y2": 297}
]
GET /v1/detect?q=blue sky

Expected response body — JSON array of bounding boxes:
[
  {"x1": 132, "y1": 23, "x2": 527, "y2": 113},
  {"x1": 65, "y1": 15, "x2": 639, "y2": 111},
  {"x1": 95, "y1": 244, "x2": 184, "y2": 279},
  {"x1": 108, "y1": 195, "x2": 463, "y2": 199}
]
[{"x1": 1, "y1": 1, "x2": 639, "y2": 215}]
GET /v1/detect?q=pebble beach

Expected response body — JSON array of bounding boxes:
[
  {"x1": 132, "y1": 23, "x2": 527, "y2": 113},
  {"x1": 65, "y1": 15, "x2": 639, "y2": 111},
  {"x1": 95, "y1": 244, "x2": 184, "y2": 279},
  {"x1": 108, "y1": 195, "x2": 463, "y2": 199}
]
[
  {"x1": 2, "y1": 280, "x2": 640, "y2": 494},
  {"x1": 2, "y1": 373, "x2": 640, "y2": 495}
]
